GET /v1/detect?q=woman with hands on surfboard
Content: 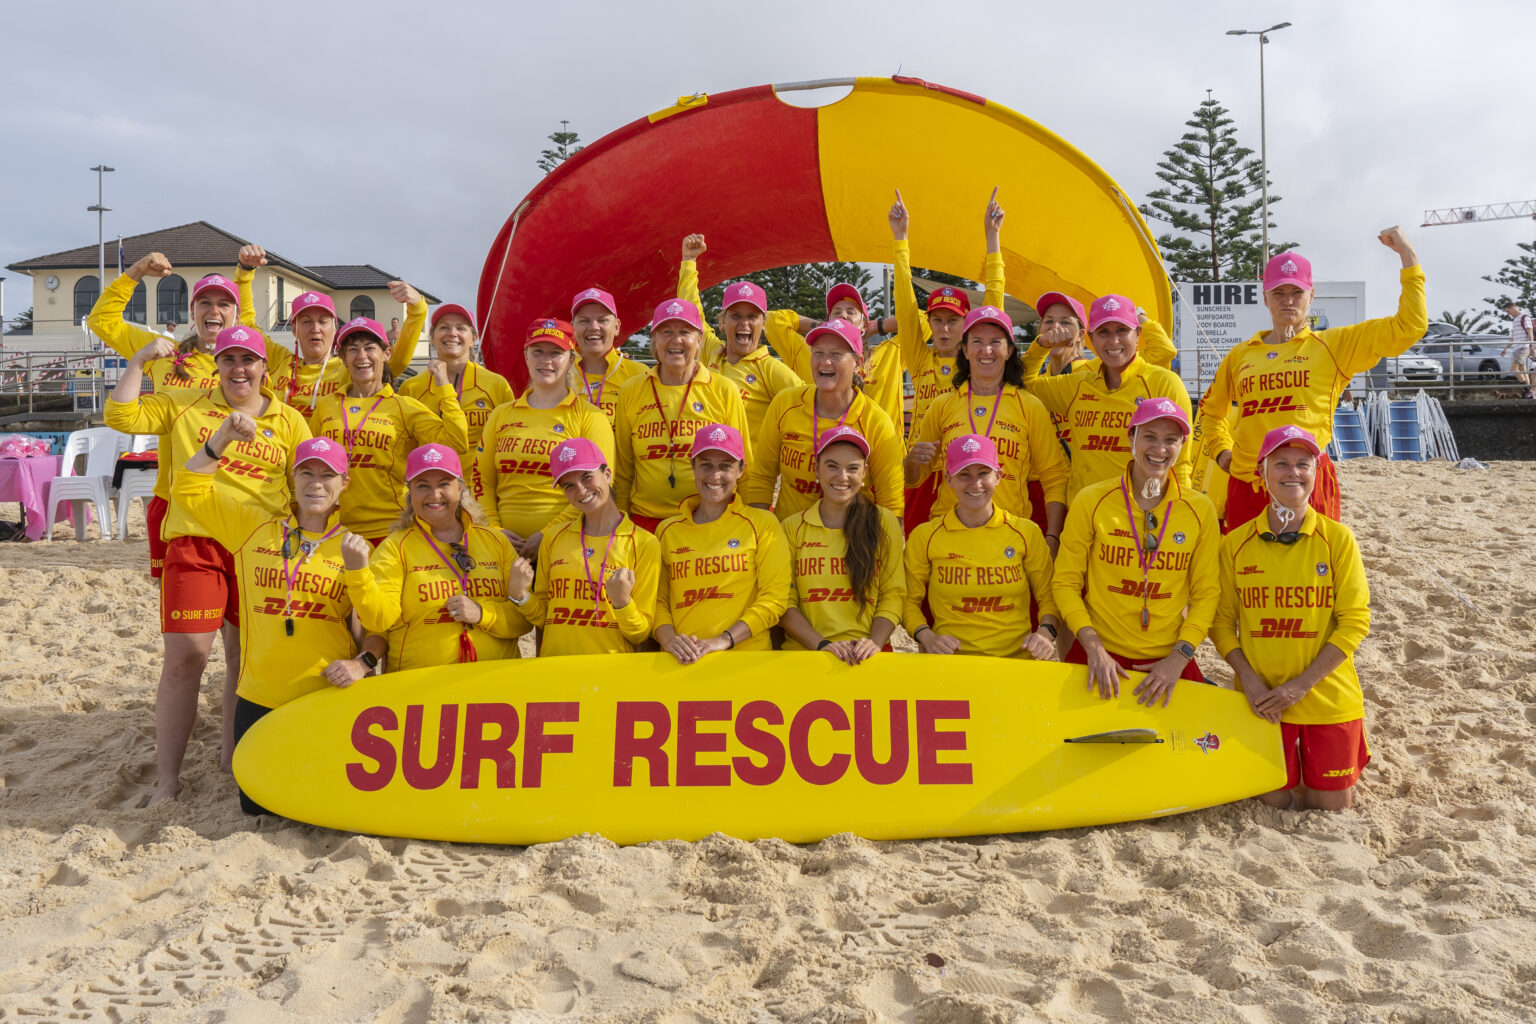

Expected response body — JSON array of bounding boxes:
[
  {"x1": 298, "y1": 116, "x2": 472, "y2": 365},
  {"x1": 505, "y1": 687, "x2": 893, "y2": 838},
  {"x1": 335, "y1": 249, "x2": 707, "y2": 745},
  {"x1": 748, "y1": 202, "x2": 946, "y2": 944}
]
[
  {"x1": 654, "y1": 424, "x2": 791, "y2": 664},
  {"x1": 1210, "y1": 425, "x2": 1373, "y2": 811},
  {"x1": 902, "y1": 434, "x2": 1058, "y2": 659},
  {"x1": 173, "y1": 418, "x2": 382, "y2": 814},
  {"x1": 509, "y1": 437, "x2": 661, "y2": 656},
  {"x1": 1051, "y1": 398, "x2": 1219, "y2": 708},
  {"x1": 349, "y1": 444, "x2": 532, "y2": 670},
  {"x1": 780, "y1": 426, "x2": 905, "y2": 665}
]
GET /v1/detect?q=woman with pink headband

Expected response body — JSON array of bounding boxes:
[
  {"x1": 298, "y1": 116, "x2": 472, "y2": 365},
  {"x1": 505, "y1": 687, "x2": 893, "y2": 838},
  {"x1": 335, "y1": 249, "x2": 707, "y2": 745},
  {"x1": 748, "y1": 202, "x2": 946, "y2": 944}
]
[
  {"x1": 903, "y1": 434, "x2": 1058, "y2": 660},
  {"x1": 654, "y1": 424, "x2": 791, "y2": 663},
  {"x1": 350, "y1": 444, "x2": 532, "y2": 670}
]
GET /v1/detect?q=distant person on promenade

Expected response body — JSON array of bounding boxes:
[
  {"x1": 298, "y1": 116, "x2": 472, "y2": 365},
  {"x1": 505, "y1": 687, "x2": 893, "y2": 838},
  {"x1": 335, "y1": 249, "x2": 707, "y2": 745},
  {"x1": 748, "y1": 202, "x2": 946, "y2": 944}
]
[{"x1": 1501, "y1": 300, "x2": 1534, "y2": 399}]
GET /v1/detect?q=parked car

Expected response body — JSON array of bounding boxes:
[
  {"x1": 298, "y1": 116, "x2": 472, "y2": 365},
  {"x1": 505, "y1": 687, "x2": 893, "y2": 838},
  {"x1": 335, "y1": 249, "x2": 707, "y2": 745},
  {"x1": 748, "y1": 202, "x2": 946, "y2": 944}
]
[
  {"x1": 1413, "y1": 323, "x2": 1519, "y2": 383},
  {"x1": 1380, "y1": 349, "x2": 1444, "y2": 386}
]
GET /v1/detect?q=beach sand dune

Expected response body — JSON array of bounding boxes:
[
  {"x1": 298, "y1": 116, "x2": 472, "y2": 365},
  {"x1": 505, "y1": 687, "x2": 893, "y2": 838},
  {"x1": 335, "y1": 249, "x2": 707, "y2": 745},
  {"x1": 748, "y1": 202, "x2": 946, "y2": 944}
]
[{"x1": 2, "y1": 459, "x2": 1534, "y2": 1023}]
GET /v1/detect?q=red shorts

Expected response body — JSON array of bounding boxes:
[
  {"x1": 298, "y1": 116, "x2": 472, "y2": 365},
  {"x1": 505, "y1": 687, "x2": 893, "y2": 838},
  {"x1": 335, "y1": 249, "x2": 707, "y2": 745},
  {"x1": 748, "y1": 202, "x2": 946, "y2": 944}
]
[
  {"x1": 1026, "y1": 479, "x2": 1049, "y2": 538},
  {"x1": 1223, "y1": 452, "x2": 1340, "y2": 533},
  {"x1": 903, "y1": 476, "x2": 941, "y2": 538},
  {"x1": 161, "y1": 535, "x2": 240, "y2": 633},
  {"x1": 1281, "y1": 719, "x2": 1371, "y2": 791},
  {"x1": 629, "y1": 513, "x2": 664, "y2": 534},
  {"x1": 147, "y1": 495, "x2": 170, "y2": 579},
  {"x1": 367, "y1": 535, "x2": 385, "y2": 549},
  {"x1": 1064, "y1": 639, "x2": 1208, "y2": 682}
]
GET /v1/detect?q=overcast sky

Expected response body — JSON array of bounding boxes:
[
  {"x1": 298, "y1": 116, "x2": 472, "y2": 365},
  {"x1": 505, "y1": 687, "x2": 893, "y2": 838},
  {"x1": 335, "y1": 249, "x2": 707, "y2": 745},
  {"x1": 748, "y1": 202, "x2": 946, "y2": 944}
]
[{"x1": 3, "y1": 0, "x2": 1533, "y2": 327}]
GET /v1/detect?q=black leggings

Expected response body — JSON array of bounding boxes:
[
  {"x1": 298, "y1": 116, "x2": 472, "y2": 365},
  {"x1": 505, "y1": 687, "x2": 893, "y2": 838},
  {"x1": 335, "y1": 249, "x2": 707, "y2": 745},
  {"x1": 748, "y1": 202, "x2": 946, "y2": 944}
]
[{"x1": 232, "y1": 697, "x2": 275, "y2": 816}]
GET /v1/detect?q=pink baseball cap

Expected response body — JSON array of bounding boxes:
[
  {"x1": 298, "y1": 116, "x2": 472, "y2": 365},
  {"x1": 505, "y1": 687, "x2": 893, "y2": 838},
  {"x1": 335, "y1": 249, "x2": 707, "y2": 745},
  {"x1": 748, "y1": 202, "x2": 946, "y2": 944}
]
[
  {"x1": 289, "y1": 290, "x2": 335, "y2": 322},
  {"x1": 405, "y1": 443, "x2": 464, "y2": 482},
  {"x1": 1088, "y1": 294, "x2": 1138, "y2": 332},
  {"x1": 292, "y1": 436, "x2": 349, "y2": 475},
  {"x1": 825, "y1": 283, "x2": 868, "y2": 319},
  {"x1": 690, "y1": 423, "x2": 746, "y2": 462},
  {"x1": 571, "y1": 286, "x2": 617, "y2": 318},
  {"x1": 962, "y1": 305, "x2": 1013, "y2": 337},
  {"x1": 945, "y1": 434, "x2": 1000, "y2": 476},
  {"x1": 431, "y1": 303, "x2": 477, "y2": 332},
  {"x1": 651, "y1": 298, "x2": 704, "y2": 332},
  {"x1": 806, "y1": 318, "x2": 864, "y2": 358},
  {"x1": 334, "y1": 316, "x2": 390, "y2": 353},
  {"x1": 814, "y1": 424, "x2": 870, "y2": 459},
  {"x1": 191, "y1": 274, "x2": 240, "y2": 309},
  {"x1": 549, "y1": 436, "x2": 608, "y2": 484},
  {"x1": 721, "y1": 281, "x2": 768, "y2": 314},
  {"x1": 1035, "y1": 291, "x2": 1087, "y2": 327},
  {"x1": 1257, "y1": 424, "x2": 1323, "y2": 461},
  {"x1": 1127, "y1": 396, "x2": 1190, "y2": 436},
  {"x1": 213, "y1": 325, "x2": 266, "y2": 360},
  {"x1": 1264, "y1": 252, "x2": 1313, "y2": 293}
]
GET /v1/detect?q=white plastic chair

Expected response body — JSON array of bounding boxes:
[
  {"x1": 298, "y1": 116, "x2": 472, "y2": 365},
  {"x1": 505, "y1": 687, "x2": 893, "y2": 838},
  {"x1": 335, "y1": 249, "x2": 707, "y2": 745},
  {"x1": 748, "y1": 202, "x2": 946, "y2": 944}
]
[
  {"x1": 115, "y1": 462, "x2": 159, "y2": 541},
  {"x1": 130, "y1": 434, "x2": 158, "y2": 453},
  {"x1": 44, "y1": 428, "x2": 127, "y2": 541}
]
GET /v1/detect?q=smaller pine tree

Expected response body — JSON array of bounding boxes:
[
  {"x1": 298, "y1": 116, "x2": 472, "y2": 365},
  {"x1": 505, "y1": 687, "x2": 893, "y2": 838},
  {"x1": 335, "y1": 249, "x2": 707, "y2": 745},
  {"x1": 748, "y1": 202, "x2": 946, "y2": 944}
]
[
  {"x1": 537, "y1": 121, "x2": 584, "y2": 175},
  {"x1": 1482, "y1": 240, "x2": 1536, "y2": 316}
]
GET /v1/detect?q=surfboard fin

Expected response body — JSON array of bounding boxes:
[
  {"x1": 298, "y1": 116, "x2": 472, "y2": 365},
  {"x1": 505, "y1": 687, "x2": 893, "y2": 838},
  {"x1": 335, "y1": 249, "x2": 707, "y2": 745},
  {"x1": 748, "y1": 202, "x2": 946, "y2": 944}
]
[{"x1": 1063, "y1": 728, "x2": 1163, "y2": 744}]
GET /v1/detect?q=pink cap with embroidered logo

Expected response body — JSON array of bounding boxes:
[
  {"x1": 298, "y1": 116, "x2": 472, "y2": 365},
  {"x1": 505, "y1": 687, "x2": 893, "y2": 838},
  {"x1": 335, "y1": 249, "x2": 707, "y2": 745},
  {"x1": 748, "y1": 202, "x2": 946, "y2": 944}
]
[
  {"x1": 1127, "y1": 396, "x2": 1190, "y2": 436},
  {"x1": 1264, "y1": 252, "x2": 1313, "y2": 292},
  {"x1": 1035, "y1": 291, "x2": 1087, "y2": 327},
  {"x1": 292, "y1": 436, "x2": 349, "y2": 475},
  {"x1": 945, "y1": 433, "x2": 1000, "y2": 476},
  {"x1": 405, "y1": 443, "x2": 463, "y2": 482},
  {"x1": 431, "y1": 303, "x2": 477, "y2": 332},
  {"x1": 571, "y1": 286, "x2": 617, "y2": 318},
  {"x1": 690, "y1": 423, "x2": 746, "y2": 462},
  {"x1": 721, "y1": 281, "x2": 768, "y2": 314},
  {"x1": 548, "y1": 436, "x2": 608, "y2": 484},
  {"x1": 1257, "y1": 424, "x2": 1322, "y2": 461},
  {"x1": 289, "y1": 290, "x2": 335, "y2": 322},
  {"x1": 962, "y1": 304, "x2": 1013, "y2": 336},
  {"x1": 213, "y1": 325, "x2": 266, "y2": 359},
  {"x1": 1088, "y1": 294, "x2": 1138, "y2": 332},
  {"x1": 650, "y1": 298, "x2": 703, "y2": 332},
  {"x1": 825, "y1": 282, "x2": 868, "y2": 319},
  {"x1": 334, "y1": 316, "x2": 390, "y2": 352},
  {"x1": 805, "y1": 317, "x2": 864, "y2": 358},
  {"x1": 814, "y1": 424, "x2": 870, "y2": 459},
  {"x1": 191, "y1": 273, "x2": 240, "y2": 309}
]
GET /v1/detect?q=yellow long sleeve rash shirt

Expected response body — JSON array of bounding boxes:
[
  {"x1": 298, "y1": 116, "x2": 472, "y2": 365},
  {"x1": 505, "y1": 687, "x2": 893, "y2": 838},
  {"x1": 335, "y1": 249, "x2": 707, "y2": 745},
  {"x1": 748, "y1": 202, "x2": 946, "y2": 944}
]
[
  {"x1": 782, "y1": 501, "x2": 905, "y2": 648},
  {"x1": 763, "y1": 314, "x2": 907, "y2": 439},
  {"x1": 903, "y1": 507, "x2": 1056, "y2": 659},
  {"x1": 1210, "y1": 508, "x2": 1370, "y2": 725},
  {"x1": 525, "y1": 515, "x2": 662, "y2": 656},
  {"x1": 398, "y1": 361, "x2": 515, "y2": 455},
  {"x1": 579, "y1": 349, "x2": 649, "y2": 426},
  {"x1": 612, "y1": 366, "x2": 750, "y2": 522},
  {"x1": 655, "y1": 495, "x2": 792, "y2": 649},
  {"x1": 474, "y1": 390, "x2": 616, "y2": 538}
]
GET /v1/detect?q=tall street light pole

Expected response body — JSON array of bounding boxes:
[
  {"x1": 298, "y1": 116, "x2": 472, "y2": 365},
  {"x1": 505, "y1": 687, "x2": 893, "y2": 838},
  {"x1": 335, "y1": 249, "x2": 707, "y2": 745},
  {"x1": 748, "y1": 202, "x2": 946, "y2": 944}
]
[
  {"x1": 88, "y1": 165, "x2": 114, "y2": 311},
  {"x1": 1226, "y1": 22, "x2": 1291, "y2": 265}
]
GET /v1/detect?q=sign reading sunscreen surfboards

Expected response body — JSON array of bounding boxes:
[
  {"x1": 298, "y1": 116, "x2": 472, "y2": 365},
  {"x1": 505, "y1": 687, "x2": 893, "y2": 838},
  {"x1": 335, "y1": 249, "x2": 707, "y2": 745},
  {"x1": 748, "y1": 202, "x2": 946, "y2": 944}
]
[{"x1": 233, "y1": 652, "x2": 1284, "y2": 845}]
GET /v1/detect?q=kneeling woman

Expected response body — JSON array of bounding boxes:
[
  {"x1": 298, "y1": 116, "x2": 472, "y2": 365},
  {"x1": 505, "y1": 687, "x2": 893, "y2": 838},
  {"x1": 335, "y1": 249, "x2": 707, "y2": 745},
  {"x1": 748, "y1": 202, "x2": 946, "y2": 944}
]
[
  {"x1": 903, "y1": 435, "x2": 1058, "y2": 659},
  {"x1": 781, "y1": 426, "x2": 905, "y2": 665},
  {"x1": 510, "y1": 437, "x2": 661, "y2": 655},
  {"x1": 1053, "y1": 398, "x2": 1219, "y2": 707},
  {"x1": 655, "y1": 424, "x2": 792, "y2": 663},
  {"x1": 350, "y1": 445, "x2": 532, "y2": 670},
  {"x1": 1211, "y1": 426, "x2": 1372, "y2": 811},
  {"x1": 174, "y1": 429, "x2": 378, "y2": 814}
]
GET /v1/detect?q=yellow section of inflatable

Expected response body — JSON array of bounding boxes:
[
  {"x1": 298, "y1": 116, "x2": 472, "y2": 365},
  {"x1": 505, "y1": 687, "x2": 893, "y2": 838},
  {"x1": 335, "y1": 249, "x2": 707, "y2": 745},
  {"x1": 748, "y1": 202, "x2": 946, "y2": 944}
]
[
  {"x1": 234, "y1": 653, "x2": 1283, "y2": 845},
  {"x1": 812, "y1": 78, "x2": 1173, "y2": 326}
]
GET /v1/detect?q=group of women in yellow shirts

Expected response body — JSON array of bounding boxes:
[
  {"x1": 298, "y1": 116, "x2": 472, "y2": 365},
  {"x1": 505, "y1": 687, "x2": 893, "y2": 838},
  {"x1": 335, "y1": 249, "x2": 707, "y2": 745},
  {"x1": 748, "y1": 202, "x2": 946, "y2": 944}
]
[{"x1": 92, "y1": 203, "x2": 1426, "y2": 816}]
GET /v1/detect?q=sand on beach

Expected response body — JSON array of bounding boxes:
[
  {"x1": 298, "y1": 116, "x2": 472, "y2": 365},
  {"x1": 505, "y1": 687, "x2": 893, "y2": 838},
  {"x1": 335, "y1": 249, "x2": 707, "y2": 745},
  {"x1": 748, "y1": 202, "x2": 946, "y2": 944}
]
[{"x1": 2, "y1": 458, "x2": 1535, "y2": 1023}]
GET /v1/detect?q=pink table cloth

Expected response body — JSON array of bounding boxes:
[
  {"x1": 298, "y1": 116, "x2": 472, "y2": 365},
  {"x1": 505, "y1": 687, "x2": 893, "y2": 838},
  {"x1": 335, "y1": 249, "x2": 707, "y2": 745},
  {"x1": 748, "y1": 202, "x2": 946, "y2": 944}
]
[{"x1": 0, "y1": 456, "x2": 79, "y2": 541}]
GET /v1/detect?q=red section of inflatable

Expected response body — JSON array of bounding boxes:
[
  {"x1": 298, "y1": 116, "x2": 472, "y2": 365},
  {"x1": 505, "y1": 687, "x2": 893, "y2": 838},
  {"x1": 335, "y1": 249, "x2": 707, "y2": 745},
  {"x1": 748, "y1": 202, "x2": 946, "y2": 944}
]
[{"x1": 477, "y1": 85, "x2": 835, "y2": 391}]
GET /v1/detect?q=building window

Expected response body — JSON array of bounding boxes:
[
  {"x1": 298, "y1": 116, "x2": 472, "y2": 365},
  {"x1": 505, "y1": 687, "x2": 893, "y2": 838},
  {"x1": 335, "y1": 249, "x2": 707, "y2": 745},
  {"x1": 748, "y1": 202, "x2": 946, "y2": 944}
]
[
  {"x1": 124, "y1": 280, "x2": 149, "y2": 324},
  {"x1": 157, "y1": 275, "x2": 187, "y2": 329},
  {"x1": 74, "y1": 276, "x2": 100, "y2": 323},
  {"x1": 350, "y1": 295, "x2": 375, "y2": 321}
]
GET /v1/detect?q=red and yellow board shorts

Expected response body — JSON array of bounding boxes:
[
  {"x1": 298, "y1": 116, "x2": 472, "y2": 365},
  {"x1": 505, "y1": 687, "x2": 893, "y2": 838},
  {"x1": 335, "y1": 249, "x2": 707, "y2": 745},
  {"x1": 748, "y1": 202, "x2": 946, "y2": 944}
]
[
  {"x1": 1064, "y1": 639, "x2": 1208, "y2": 682},
  {"x1": 147, "y1": 495, "x2": 170, "y2": 579},
  {"x1": 161, "y1": 535, "x2": 240, "y2": 633},
  {"x1": 1223, "y1": 452, "x2": 1340, "y2": 534},
  {"x1": 1281, "y1": 719, "x2": 1371, "y2": 791}
]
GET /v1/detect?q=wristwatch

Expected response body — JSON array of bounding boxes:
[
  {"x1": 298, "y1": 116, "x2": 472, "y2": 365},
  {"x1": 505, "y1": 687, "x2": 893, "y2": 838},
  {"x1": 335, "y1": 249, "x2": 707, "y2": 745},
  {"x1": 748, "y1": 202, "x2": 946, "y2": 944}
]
[
  {"x1": 358, "y1": 651, "x2": 380, "y2": 673},
  {"x1": 1039, "y1": 622, "x2": 1058, "y2": 640},
  {"x1": 1174, "y1": 641, "x2": 1196, "y2": 660}
]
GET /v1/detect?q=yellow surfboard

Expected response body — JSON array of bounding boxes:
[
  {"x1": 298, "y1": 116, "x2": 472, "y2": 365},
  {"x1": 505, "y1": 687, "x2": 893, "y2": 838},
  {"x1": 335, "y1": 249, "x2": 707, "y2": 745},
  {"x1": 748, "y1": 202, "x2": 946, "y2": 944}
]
[{"x1": 233, "y1": 653, "x2": 1284, "y2": 845}]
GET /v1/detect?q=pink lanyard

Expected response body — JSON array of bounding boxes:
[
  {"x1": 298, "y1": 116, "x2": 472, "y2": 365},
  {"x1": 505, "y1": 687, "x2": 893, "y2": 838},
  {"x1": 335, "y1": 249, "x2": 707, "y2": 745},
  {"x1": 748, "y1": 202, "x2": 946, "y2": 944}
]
[
  {"x1": 1120, "y1": 478, "x2": 1172, "y2": 631},
  {"x1": 340, "y1": 392, "x2": 387, "y2": 455},
  {"x1": 414, "y1": 522, "x2": 479, "y2": 663},
  {"x1": 812, "y1": 392, "x2": 855, "y2": 451},
  {"x1": 280, "y1": 519, "x2": 343, "y2": 636},
  {"x1": 584, "y1": 353, "x2": 624, "y2": 408},
  {"x1": 966, "y1": 385, "x2": 1004, "y2": 438},
  {"x1": 648, "y1": 370, "x2": 699, "y2": 489},
  {"x1": 580, "y1": 519, "x2": 620, "y2": 613}
]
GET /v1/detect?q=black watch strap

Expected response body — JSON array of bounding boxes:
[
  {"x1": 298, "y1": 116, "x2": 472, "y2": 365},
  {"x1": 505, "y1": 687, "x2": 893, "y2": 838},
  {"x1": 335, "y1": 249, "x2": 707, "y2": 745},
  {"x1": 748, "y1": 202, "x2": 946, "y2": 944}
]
[
  {"x1": 358, "y1": 651, "x2": 379, "y2": 671},
  {"x1": 1040, "y1": 622, "x2": 1058, "y2": 640}
]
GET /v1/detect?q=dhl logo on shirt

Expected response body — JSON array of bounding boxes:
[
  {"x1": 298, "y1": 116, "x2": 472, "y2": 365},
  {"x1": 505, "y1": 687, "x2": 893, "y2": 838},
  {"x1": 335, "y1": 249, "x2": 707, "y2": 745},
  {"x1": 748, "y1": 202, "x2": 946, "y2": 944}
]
[
  {"x1": 677, "y1": 585, "x2": 733, "y2": 607},
  {"x1": 1240, "y1": 394, "x2": 1305, "y2": 418},
  {"x1": 955, "y1": 596, "x2": 1015, "y2": 613},
  {"x1": 1254, "y1": 617, "x2": 1320, "y2": 639},
  {"x1": 218, "y1": 458, "x2": 268, "y2": 480},
  {"x1": 1237, "y1": 564, "x2": 1265, "y2": 576},
  {"x1": 258, "y1": 597, "x2": 334, "y2": 620},
  {"x1": 803, "y1": 586, "x2": 855, "y2": 603},
  {"x1": 1107, "y1": 579, "x2": 1173, "y2": 600},
  {"x1": 792, "y1": 477, "x2": 823, "y2": 495},
  {"x1": 348, "y1": 452, "x2": 382, "y2": 470},
  {"x1": 548, "y1": 605, "x2": 612, "y2": 628},
  {"x1": 500, "y1": 458, "x2": 553, "y2": 476},
  {"x1": 641, "y1": 441, "x2": 693, "y2": 461},
  {"x1": 1080, "y1": 432, "x2": 1132, "y2": 453}
]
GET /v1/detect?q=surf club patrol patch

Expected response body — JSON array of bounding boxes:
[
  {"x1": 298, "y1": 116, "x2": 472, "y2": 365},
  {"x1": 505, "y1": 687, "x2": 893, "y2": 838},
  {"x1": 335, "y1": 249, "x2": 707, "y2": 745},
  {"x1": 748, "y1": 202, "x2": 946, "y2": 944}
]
[
  {"x1": 476, "y1": 399, "x2": 486, "y2": 408},
  {"x1": 1316, "y1": 562, "x2": 1330, "y2": 577},
  {"x1": 1173, "y1": 532, "x2": 1185, "y2": 544},
  {"x1": 745, "y1": 374, "x2": 757, "y2": 384},
  {"x1": 727, "y1": 538, "x2": 740, "y2": 549},
  {"x1": 692, "y1": 402, "x2": 704, "y2": 412},
  {"x1": 585, "y1": 548, "x2": 595, "y2": 557},
  {"x1": 1267, "y1": 351, "x2": 1279, "y2": 359},
  {"x1": 262, "y1": 428, "x2": 274, "y2": 438},
  {"x1": 350, "y1": 405, "x2": 361, "y2": 413},
  {"x1": 553, "y1": 423, "x2": 565, "y2": 433},
  {"x1": 1004, "y1": 546, "x2": 1015, "y2": 559},
  {"x1": 941, "y1": 365, "x2": 953, "y2": 375}
]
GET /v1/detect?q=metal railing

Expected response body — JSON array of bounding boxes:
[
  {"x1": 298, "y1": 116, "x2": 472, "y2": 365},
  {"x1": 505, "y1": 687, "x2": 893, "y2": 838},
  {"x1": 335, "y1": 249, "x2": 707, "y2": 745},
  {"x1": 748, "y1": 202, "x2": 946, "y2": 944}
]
[
  {"x1": 0, "y1": 348, "x2": 143, "y2": 418},
  {"x1": 1347, "y1": 335, "x2": 1530, "y2": 402}
]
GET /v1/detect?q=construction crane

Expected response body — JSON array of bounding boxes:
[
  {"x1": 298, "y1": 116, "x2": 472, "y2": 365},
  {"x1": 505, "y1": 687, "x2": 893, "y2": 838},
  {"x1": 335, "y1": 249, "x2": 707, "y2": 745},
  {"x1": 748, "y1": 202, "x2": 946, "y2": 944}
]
[{"x1": 1422, "y1": 200, "x2": 1536, "y2": 227}]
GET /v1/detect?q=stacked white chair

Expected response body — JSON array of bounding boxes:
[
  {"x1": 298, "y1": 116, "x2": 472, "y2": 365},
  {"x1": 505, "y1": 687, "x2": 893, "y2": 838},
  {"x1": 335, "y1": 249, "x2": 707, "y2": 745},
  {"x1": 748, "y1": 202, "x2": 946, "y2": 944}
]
[
  {"x1": 115, "y1": 435, "x2": 160, "y2": 540},
  {"x1": 43, "y1": 427, "x2": 127, "y2": 541}
]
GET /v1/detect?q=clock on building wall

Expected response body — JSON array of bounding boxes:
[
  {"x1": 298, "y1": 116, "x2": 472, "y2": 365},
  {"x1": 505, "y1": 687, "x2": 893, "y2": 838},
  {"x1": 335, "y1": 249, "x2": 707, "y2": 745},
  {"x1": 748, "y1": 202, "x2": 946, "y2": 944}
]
[{"x1": 45, "y1": 275, "x2": 60, "y2": 290}]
